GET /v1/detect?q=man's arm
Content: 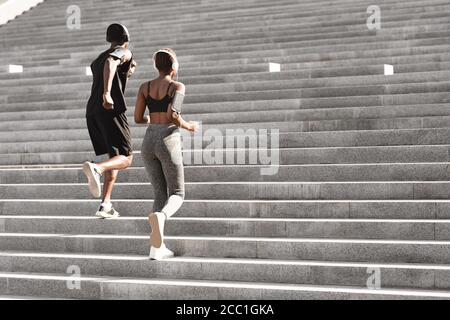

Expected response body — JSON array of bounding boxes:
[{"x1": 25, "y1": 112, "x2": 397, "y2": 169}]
[
  {"x1": 134, "y1": 82, "x2": 150, "y2": 124},
  {"x1": 103, "y1": 57, "x2": 121, "y2": 110},
  {"x1": 103, "y1": 48, "x2": 133, "y2": 110}
]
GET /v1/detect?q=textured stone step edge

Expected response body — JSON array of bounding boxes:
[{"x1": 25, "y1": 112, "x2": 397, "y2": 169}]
[
  {"x1": 2, "y1": 271, "x2": 450, "y2": 299},
  {"x1": 4, "y1": 77, "x2": 450, "y2": 105},
  {"x1": 4, "y1": 0, "x2": 449, "y2": 45},
  {"x1": 3, "y1": 100, "x2": 450, "y2": 127},
  {"x1": 5, "y1": 46, "x2": 450, "y2": 82},
  {"x1": 4, "y1": 180, "x2": 450, "y2": 200},
  {"x1": 3, "y1": 0, "x2": 444, "y2": 37},
  {"x1": 2, "y1": 66, "x2": 450, "y2": 95},
  {"x1": 1, "y1": 251, "x2": 450, "y2": 291},
  {"x1": 3, "y1": 113, "x2": 450, "y2": 139},
  {"x1": 1, "y1": 215, "x2": 450, "y2": 240},
  {"x1": 4, "y1": 127, "x2": 450, "y2": 155},
  {"x1": 2, "y1": 163, "x2": 450, "y2": 184},
  {"x1": 3, "y1": 104, "x2": 450, "y2": 137},
  {"x1": 19, "y1": 27, "x2": 450, "y2": 66},
  {"x1": 0, "y1": 143, "x2": 450, "y2": 166},
  {"x1": 5, "y1": 14, "x2": 450, "y2": 63},
  {"x1": 3, "y1": 234, "x2": 450, "y2": 264},
  {"x1": 5, "y1": 63, "x2": 450, "y2": 95},
  {"x1": 9, "y1": 21, "x2": 450, "y2": 65},
  {"x1": 0, "y1": 199, "x2": 449, "y2": 219}
]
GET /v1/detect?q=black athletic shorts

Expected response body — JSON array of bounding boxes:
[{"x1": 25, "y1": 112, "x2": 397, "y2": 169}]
[{"x1": 86, "y1": 112, "x2": 133, "y2": 157}]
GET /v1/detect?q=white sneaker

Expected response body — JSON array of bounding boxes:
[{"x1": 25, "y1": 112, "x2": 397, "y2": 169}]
[
  {"x1": 149, "y1": 212, "x2": 166, "y2": 248},
  {"x1": 149, "y1": 243, "x2": 174, "y2": 260},
  {"x1": 82, "y1": 161, "x2": 102, "y2": 198},
  {"x1": 95, "y1": 203, "x2": 120, "y2": 219}
]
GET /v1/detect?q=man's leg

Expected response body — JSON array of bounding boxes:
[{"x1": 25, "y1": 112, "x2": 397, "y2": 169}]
[
  {"x1": 96, "y1": 154, "x2": 133, "y2": 174},
  {"x1": 93, "y1": 154, "x2": 132, "y2": 218},
  {"x1": 102, "y1": 169, "x2": 118, "y2": 204}
]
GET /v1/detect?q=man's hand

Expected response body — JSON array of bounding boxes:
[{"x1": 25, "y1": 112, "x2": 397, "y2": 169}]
[
  {"x1": 127, "y1": 60, "x2": 137, "y2": 78},
  {"x1": 103, "y1": 92, "x2": 114, "y2": 110}
]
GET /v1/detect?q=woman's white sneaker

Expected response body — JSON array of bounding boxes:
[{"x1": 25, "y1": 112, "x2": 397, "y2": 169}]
[
  {"x1": 82, "y1": 161, "x2": 102, "y2": 198},
  {"x1": 149, "y1": 244, "x2": 174, "y2": 260}
]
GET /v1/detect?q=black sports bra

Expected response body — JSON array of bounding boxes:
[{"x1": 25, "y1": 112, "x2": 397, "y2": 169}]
[{"x1": 145, "y1": 81, "x2": 173, "y2": 113}]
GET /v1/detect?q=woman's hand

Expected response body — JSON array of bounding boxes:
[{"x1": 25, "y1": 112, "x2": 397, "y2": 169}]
[{"x1": 187, "y1": 121, "x2": 199, "y2": 133}]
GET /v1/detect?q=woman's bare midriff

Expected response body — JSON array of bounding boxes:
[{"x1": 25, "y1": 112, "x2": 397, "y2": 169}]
[{"x1": 149, "y1": 112, "x2": 171, "y2": 124}]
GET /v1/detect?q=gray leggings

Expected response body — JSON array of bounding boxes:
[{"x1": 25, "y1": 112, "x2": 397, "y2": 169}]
[{"x1": 141, "y1": 124, "x2": 185, "y2": 218}]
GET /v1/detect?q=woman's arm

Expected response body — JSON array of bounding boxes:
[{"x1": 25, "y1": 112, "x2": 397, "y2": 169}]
[
  {"x1": 167, "y1": 82, "x2": 198, "y2": 132},
  {"x1": 134, "y1": 82, "x2": 150, "y2": 124}
]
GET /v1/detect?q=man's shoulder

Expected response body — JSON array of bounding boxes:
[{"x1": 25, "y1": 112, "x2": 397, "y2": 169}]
[
  {"x1": 91, "y1": 49, "x2": 111, "y2": 65},
  {"x1": 109, "y1": 47, "x2": 132, "y2": 63}
]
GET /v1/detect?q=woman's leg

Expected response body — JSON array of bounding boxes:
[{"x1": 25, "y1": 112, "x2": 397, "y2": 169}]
[
  {"x1": 158, "y1": 130, "x2": 185, "y2": 218},
  {"x1": 142, "y1": 141, "x2": 168, "y2": 249}
]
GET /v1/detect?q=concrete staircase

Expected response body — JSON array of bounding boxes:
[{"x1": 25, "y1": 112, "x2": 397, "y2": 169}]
[{"x1": 1, "y1": 0, "x2": 450, "y2": 299}]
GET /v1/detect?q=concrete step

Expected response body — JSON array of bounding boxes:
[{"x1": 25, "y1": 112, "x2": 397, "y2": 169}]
[
  {"x1": 1, "y1": 95, "x2": 450, "y2": 123},
  {"x1": 0, "y1": 144, "x2": 449, "y2": 166},
  {"x1": 1, "y1": 270, "x2": 449, "y2": 299},
  {"x1": 9, "y1": 28, "x2": 450, "y2": 70},
  {"x1": 0, "y1": 199, "x2": 449, "y2": 219},
  {"x1": 2, "y1": 114, "x2": 450, "y2": 139},
  {"x1": 4, "y1": 1, "x2": 449, "y2": 47},
  {"x1": 2, "y1": 181, "x2": 450, "y2": 200},
  {"x1": 1, "y1": 128, "x2": 450, "y2": 155},
  {"x1": 0, "y1": 216, "x2": 449, "y2": 240},
  {"x1": 5, "y1": 66, "x2": 450, "y2": 95},
  {"x1": 5, "y1": 21, "x2": 450, "y2": 72},
  {"x1": 1, "y1": 251, "x2": 450, "y2": 291},
  {"x1": 3, "y1": 66, "x2": 450, "y2": 98},
  {"x1": 7, "y1": 1, "x2": 449, "y2": 38},
  {"x1": 2, "y1": 233, "x2": 450, "y2": 264},
  {"x1": 5, "y1": 51, "x2": 450, "y2": 84},
  {"x1": 4, "y1": 80, "x2": 450, "y2": 106},
  {"x1": 2, "y1": 163, "x2": 450, "y2": 184},
  {"x1": 3, "y1": 90, "x2": 449, "y2": 114},
  {"x1": 3, "y1": 0, "x2": 445, "y2": 39},
  {"x1": 12, "y1": 23, "x2": 450, "y2": 68},
  {"x1": 3, "y1": 0, "x2": 450, "y2": 301}
]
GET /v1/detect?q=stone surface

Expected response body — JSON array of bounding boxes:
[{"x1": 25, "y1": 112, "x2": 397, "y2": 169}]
[{"x1": 1, "y1": 0, "x2": 450, "y2": 299}]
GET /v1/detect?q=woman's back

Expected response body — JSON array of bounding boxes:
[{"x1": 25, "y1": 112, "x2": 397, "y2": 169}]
[{"x1": 145, "y1": 77, "x2": 177, "y2": 124}]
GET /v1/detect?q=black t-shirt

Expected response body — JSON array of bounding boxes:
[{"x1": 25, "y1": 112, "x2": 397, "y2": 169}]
[{"x1": 86, "y1": 47, "x2": 133, "y2": 117}]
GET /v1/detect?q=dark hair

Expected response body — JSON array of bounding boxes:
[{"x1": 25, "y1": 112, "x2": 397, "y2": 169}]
[
  {"x1": 106, "y1": 23, "x2": 130, "y2": 44},
  {"x1": 154, "y1": 48, "x2": 177, "y2": 73}
]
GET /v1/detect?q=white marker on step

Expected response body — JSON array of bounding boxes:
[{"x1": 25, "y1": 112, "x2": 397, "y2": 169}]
[
  {"x1": 269, "y1": 62, "x2": 281, "y2": 73},
  {"x1": 8, "y1": 64, "x2": 23, "y2": 73},
  {"x1": 384, "y1": 64, "x2": 394, "y2": 76}
]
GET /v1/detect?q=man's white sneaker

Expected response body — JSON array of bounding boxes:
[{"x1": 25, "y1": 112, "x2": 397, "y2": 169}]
[
  {"x1": 82, "y1": 161, "x2": 102, "y2": 198},
  {"x1": 149, "y1": 244, "x2": 174, "y2": 260},
  {"x1": 95, "y1": 203, "x2": 120, "y2": 219}
]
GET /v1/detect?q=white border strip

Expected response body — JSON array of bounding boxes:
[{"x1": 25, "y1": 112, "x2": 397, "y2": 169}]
[{"x1": 0, "y1": 0, "x2": 45, "y2": 25}]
